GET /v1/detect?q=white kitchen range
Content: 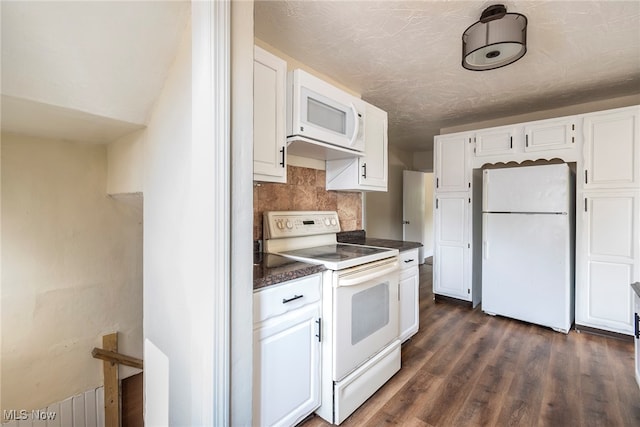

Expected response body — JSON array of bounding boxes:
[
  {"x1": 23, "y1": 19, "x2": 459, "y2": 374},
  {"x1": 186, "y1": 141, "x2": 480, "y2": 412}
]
[{"x1": 263, "y1": 211, "x2": 401, "y2": 425}]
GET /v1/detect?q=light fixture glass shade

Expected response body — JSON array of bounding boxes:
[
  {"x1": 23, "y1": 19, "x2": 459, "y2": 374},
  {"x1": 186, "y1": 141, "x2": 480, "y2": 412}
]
[{"x1": 462, "y1": 8, "x2": 527, "y2": 71}]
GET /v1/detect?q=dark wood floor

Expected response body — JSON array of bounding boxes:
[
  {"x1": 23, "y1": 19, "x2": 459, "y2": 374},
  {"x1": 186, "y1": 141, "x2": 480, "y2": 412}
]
[{"x1": 302, "y1": 262, "x2": 640, "y2": 426}]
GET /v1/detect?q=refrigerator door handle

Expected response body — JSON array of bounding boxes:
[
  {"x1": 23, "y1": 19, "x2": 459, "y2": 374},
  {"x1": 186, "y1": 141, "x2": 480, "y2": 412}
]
[{"x1": 483, "y1": 215, "x2": 489, "y2": 259}]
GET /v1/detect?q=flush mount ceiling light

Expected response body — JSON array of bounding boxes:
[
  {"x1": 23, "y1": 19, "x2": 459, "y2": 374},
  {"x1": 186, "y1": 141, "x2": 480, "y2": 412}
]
[{"x1": 462, "y1": 4, "x2": 527, "y2": 71}]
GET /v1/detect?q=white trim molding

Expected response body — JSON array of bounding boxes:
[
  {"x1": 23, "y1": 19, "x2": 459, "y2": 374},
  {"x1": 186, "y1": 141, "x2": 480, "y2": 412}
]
[{"x1": 192, "y1": 1, "x2": 231, "y2": 425}]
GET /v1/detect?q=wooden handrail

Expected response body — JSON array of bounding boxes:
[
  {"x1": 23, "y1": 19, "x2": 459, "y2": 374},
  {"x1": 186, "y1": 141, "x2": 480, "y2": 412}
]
[
  {"x1": 92, "y1": 332, "x2": 144, "y2": 427},
  {"x1": 92, "y1": 347, "x2": 144, "y2": 370}
]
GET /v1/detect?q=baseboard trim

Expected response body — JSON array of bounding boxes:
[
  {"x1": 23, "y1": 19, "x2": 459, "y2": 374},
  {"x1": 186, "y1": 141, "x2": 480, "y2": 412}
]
[{"x1": 575, "y1": 324, "x2": 633, "y2": 342}]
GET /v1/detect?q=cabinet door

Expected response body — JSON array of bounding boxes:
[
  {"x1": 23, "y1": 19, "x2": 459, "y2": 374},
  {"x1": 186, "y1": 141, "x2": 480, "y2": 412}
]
[
  {"x1": 583, "y1": 107, "x2": 640, "y2": 189},
  {"x1": 253, "y1": 46, "x2": 287, "y2": 183},
  {"x1": 524, "y1": 117, "x2": 576, "y2": 152},
  {"x1": 434, "y1": 193, "x2": 471, "y2": 300},
  {"x1": 635, "y1": 293, "x2": 640, "y2": 388},
  {"x1": 576, "y1": 192, "x2": 639, "y2": 335},
  {"x1": 325, "y1": 101, "x2": 388, "y2": 191},
  {"x1": 474, "y1": 126, "x2": 516, "y2": 157},
  {"x1": 359, "y1": 102, "x2": 388, "y2": 189},
  {"x1": 435, "y1": 134, "x2": 470, "y2": 192},
  {"x1": 399, "y1": 265, "x2": 419, "y2": 343},
  {"x1": 253, "y1": 303, "x2": 321, "y2": 427}
]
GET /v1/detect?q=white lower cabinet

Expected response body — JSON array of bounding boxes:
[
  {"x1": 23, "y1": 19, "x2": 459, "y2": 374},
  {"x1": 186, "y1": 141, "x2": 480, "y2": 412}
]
[
  {"x1": 634, "y1": 287, "x2": 640, "y2": 388},
  {"x1": 399, "y1": 249, "x2": 419, "y2": 342},
  {"x1": 576, "y1": 191, "x2": 640, "y2": 335},
  {"x1": 433, "y1": 192, "x2": 472, "y2": 303},
  {"x1": 253, "y1": 274, "x2": 322, "y2": 427}
]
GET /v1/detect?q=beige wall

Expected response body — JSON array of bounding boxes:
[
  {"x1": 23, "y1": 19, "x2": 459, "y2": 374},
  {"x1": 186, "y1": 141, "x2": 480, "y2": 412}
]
[
  {"x1": 1, "y1": 132, "x2": 143, "y2": 412},
  {"x1": 106, "y1": 129, "x2": 145, "y2": 195},
  {"x1": 254, "y1": 38, "x2": 360, "y2": 97}
]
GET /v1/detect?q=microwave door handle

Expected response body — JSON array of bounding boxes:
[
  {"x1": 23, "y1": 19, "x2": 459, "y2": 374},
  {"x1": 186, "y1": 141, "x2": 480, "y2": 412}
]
[{"x1": 348, "y1": 102, "x2": 360, "y2": 147}]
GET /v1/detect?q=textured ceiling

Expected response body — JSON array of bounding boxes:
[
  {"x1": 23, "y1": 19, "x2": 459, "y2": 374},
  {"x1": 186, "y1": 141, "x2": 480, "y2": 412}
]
[{"x1": 255, "y1": 0, "x2": 640, "y2": 152}]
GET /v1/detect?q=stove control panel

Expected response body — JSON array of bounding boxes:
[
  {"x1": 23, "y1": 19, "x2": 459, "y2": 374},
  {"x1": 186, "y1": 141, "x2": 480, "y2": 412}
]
[{"x1": 263, "y1": 211, "x2": 341, "y2": 239}]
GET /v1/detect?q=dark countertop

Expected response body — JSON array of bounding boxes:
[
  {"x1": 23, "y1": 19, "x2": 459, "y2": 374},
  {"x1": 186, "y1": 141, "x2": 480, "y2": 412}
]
[
  {"x1": 337, "y1": 230, "x2": 422, "y2": 252},
  {"x1": 254, "y1": 230, "x2": 421, "y2": 289},
  {"x1": 253, "y1": 253, "x2": 326, "y2": 290},
  {"x1": 632, "y1": 282, "x2": 640, "y2": 299}
]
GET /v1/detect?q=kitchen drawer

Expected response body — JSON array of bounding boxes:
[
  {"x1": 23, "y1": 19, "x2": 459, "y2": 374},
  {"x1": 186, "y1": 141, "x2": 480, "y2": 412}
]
[
  {"x1": 254, "y1": 273, "x2": 322, "y2": 323},
  {"x1": 399, "y1": 249, "x2": 419, "y2": 270}
]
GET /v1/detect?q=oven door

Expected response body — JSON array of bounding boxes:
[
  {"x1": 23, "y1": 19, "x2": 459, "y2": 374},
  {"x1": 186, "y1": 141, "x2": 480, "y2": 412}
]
[{"x1": 333, "y1": 257, "x2": 399, "y2": 381}]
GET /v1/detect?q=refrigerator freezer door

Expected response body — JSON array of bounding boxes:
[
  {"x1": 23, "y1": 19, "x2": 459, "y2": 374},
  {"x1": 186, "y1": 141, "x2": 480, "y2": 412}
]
[
  {"x1": 482, "y1": 212, "x2": 574, "y2": 332},
  {"x1": 483, "y1": 164, "x2": 570, "y2": 213}
]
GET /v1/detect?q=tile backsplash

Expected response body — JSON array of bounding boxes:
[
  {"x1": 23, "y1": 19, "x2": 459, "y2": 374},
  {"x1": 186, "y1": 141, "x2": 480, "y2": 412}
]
[{"x1": 254, "y1": 165, "x2": 362, "y2": 241}]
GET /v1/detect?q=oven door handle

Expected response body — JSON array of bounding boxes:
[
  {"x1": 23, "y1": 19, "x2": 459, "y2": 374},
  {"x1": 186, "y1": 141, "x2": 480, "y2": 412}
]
[{"x1": 338, "y1": 262, "x2": 398, "y2": 287}]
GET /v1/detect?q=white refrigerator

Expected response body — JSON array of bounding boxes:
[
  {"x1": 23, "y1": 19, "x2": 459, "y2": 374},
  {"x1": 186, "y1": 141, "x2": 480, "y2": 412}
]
[{"x1": 482, "y1": 164, "x2": 574, "y2": 333}]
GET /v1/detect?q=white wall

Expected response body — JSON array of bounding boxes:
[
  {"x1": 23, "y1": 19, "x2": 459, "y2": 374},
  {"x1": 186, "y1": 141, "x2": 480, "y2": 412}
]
[
  {"x1": 364, "y1": 145, "x2": 412, "y2": 240},
  {"x1": 231, "y1": 0, "x2": 255, "y2": 424},
  {"x1": 1, "y1": 132, "x2": 143, "y2": 412},
  {"x1": 143, "y1": 4, "x2": 234, "y2": 423},
  {"x1": 142, "y1": 18, "x2": 197, "y2": 426}
]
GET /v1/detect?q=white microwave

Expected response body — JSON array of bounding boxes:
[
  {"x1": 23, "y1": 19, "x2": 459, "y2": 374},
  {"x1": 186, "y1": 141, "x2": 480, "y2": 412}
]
[{"x1": 286, "y1": 69, "x2": 365, "y2": 158}]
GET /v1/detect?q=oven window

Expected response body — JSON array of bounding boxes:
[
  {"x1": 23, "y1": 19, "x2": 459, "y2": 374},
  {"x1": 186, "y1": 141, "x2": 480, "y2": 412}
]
[{"x1": 351, "y1": 282, "x2": 390, "y2": 345}]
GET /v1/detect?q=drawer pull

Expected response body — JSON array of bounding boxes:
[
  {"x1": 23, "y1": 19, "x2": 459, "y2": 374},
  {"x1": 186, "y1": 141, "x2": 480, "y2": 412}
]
[
  {"x1": 404, "y1": 259, "x2": 414, "y2": 263},
  {"x1": 282, "y1": 294, "x2": 303, "y2": 304}
]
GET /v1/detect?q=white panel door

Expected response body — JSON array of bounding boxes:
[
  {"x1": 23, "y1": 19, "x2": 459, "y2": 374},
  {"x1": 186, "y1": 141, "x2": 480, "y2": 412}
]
[
  {"x1": 434, "y1": 194, "x2": 470, "y2": 300},
  {"x1": 435, "y1": 134, "x2": 470, "y2": 192},
  {"x1": 576, "y1": 192, "x2": 639, "y2": 334},
  {"x1": 403, "y1": 170, "x2": 425, "y2": 243},
  {"x1": 583, "y1": 107, "x2": 640, "y2": 190}
]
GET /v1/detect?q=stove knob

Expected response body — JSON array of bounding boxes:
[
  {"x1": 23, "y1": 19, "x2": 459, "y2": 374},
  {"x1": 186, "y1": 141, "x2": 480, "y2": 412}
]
[
  {"x1": 286, "y1": 220, "x2": 293, "y2": 229},
  {"x1": 324, "y1": 218, "x2": 331, "y2": 226},
  {"x1": 330, "y1": 218, "x2": 338, "y2": 226},
  {"x1": 276, "y1": 220, "x2": 284, "y2": 230}
]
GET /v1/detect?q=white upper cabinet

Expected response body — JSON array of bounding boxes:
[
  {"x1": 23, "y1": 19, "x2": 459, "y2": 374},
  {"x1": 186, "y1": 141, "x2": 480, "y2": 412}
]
[
  {"x1": 583, "y1": 106, "x2": 640, "y2": 190},
  {"x1": 253, "y1": 46, "x2": 287, "y2": 183},
  {"x1": 359, "y1": 102, "x2": 388, "y2": 189},
  {"x1": 326, "y1": 101, "x2": 388, "y2": 191},
  {"x1": 524, "y1": 117, "x2": 577, "y2": 152},
  {"x1": 474, "y1": 126, "x2": 517, "y2": 157},
  {"x1": 434, "y1": 133, "x2": 471, "y2": 192}
]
